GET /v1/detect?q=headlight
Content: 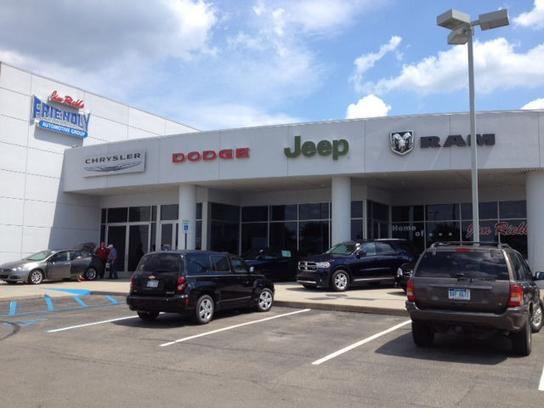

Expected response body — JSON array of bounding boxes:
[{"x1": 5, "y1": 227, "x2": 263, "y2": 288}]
[
  {"x1": 11, "y1": 266, "x2": 25, "y2": 273},
  {"x1": 316, "y1": 262, "x2": 331, "y2": 268}
]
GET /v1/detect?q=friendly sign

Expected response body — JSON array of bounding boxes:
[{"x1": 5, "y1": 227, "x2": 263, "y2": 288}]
[{"x1": 32, "y1": 95, "x2": 90, "y2": 139}]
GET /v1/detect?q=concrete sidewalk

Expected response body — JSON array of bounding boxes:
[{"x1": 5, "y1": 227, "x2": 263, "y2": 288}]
[{"x1": 0, "y1": 280, "x2": 408, "y2": 316}]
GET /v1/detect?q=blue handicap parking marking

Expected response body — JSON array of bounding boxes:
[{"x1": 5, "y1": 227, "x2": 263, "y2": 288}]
[
  {"x1": 8, "y1": 301, "x2": 17, "y2": 317},
  {"x1": 45, "y1": 288, "x2": 91, "y2": 296},
  {"x1": 105, "y1": 295, "x2": 119, "y2": 305},
  {"x1": 43, "y1": 294, "x2": 55, "y2": 312},
  {"x1": 72, "y1": 296, "x2": 88, "y2": 308}
]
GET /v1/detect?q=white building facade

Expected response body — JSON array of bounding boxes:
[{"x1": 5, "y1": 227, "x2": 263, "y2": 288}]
[{"x1": 0, "y1": 63, "x2": 196, "y2": 264}]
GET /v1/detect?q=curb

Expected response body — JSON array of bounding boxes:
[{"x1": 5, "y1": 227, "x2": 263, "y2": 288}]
[{"x1": 273, "y1": 300, "x2": 408, "y2": 316}]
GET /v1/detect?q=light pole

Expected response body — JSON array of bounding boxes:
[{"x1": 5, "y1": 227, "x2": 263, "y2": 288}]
[{"x1": 437, "y1": 9, "x2": 509, "y2": 243}]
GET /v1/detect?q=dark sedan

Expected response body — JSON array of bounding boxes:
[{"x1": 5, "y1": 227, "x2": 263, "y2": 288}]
[
  {"x1": 242, "y1": 247, "x2": 300, "y2": 281},
  {"x1": 0, "y1": 249, "x2": 103, "y2": 285}
]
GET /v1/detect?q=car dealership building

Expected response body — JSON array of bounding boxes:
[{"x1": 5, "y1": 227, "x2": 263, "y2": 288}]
[{"x1": 2, "y1": 62, "x2": 544, "y2": 275}]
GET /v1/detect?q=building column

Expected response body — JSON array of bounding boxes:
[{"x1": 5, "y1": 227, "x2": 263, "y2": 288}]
[
  {"x1": 178, "y1": 184, "x2": 196, "y2": 250},
  {"x1": 331, "y1": 176, "x2": 351, "y2": 245},
  {"x1": 527, "y1": 171, "x2": 544, "y2": 272}
]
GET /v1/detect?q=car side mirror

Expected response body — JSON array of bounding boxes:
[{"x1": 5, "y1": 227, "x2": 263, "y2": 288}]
[
  {"x1": 535, "y1": 271, "x2": 544, "y2": 281},
  {"x1": 356, "y1": 250, "x2": 366, "y2": 258},
  {"x1": 249, "y1": 266, "x2": 255, "y2": 273}
]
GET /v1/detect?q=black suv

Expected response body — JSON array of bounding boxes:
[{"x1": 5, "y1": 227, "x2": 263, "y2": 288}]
[
  {"x1": 297, "y1": 239, "x2": 418, "y2": 291},
  {"x1": 406, "y1": 242, "x2": 544, "y2": 356},
  {"x1": 127, "y1": 251, "x2": 275, "y2": 324}
]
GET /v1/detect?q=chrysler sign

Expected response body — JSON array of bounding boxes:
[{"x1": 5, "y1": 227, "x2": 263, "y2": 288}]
[{"x1": 83, "y1": 151, "x2": 146, "y2": 177}]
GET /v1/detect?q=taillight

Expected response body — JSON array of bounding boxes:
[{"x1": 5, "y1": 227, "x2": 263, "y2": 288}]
[
  {"x1": 130, "y1": 274, "x2": 136, "y2": 292},
  {"x1": 507, "y1": 283, "x2": 523, "y2": 308},
  {"x1": 407, "y1": 278, "x2": 416, "y2": 302},
  {"x1": 455, "y1": 247, "x2": 471, "y2": 253},
  {"x1": 176, "y1": 276, "x2": 186, "y2": 293}
]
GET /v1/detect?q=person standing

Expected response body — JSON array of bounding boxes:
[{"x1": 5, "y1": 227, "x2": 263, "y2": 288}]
[
  {"x1": 107, "y1": 244, "x2": 118, "y2": 279},
  {"x1": 95, "y1": 242, "x2": 109, "y2": 279}
]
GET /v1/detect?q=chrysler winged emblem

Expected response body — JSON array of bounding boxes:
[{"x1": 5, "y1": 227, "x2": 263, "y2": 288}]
[{"x1": 390, "y1": 131, "x2": 415, "y2": 156}]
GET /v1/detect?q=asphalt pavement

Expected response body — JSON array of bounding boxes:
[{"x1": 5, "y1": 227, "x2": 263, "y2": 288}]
[{"x1": 1, "y1": 295, "x2": 543, "y2": 407}]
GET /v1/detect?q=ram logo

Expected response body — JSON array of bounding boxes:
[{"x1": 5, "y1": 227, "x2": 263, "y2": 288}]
[{"x1": 390, "y1": 131, "x2": 415, "y2": 156}]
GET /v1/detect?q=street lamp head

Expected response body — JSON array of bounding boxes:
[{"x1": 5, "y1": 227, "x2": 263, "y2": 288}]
[
  {"x1": 437, "y1": 9, "x2": 471, "y2": 30},
  {"x1": 478, "y1": 9, "x2": 509, "y2": 30},
  {"x1": 448, "y1": 26, "x2": 469, "y2": 45}
]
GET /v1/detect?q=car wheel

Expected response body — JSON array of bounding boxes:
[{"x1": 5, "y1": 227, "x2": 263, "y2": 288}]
[
  {"x1": 137, "y1": 311, "x2": 159, "y2": 321},
  {"x1": 511, "y1": 322, "x2": 532, "y2": 356},
  {"x1": 84, "y1": 267, "x2": 98, "y2": 281},
  {"x1": 194, "y1": 295, "x2": 214, "y2": 325},
  {"x1": 28, "y1": 269, "x2": 44, "y2": 285},
  {"x1": 331, "y1": 270, "x2": 349, "y2": 292},
  {"x1": 256, "y1": 288, "x2": 273, "y2": 312},
  {"x1": 530, "y1": 302, "x2": 543, "y2": 333},
  {"x1": 412, "y1": 320, "x2": 434, "y2": 347}
]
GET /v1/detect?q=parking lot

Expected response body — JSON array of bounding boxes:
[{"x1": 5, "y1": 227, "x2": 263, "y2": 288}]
[{"x1": 1, "y1": 294, "x2": 543, "y2": 408}]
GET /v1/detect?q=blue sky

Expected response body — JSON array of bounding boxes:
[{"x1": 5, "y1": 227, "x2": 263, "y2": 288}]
[{"x1": 1, "y1": 0, "x2": 543, "y2": 130}]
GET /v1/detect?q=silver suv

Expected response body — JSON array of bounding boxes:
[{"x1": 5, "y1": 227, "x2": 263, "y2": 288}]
[{"x1": 406, "y1": 242, "x2": 544, "y2": 356}]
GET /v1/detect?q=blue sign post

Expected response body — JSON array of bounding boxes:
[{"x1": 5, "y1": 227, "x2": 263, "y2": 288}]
[{"x1": 182, "y1": 220, "x2": 190, "y2": 250}]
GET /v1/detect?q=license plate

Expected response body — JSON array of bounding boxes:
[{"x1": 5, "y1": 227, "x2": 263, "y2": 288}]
[
  {"x1": 146, "y1": 280, "x2": 159, "y2": 288},
  {"x1": 448, "y1": 288, "x2": 470, "y2": 301}
]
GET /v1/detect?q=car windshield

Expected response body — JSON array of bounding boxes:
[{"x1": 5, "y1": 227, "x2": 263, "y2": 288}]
[
  {"x1": 136, "y1": 253, "x2": 182, "y2": 274},
  {"x1": 416, "y1": 250, "x2": 508, "y2": 280},
  {"x1": 25, "y1": 250, "x2": 53, "y2": 261},
  {"x1": 326, "y1": 242, "x2": 357, "y2": 256}
]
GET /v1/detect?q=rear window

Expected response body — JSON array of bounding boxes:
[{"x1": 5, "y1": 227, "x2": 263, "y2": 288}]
[
  {"x1": 136, "y1": 253, "x2": 182, "y2": 274},
  {"x1": 415, "y1": 250, "x2": 509, "y2": 280}
]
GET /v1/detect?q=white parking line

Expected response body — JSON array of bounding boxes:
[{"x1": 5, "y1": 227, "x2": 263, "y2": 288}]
[
  {"x1": 47, "y1": 316, "x2": 137, "y2": 333},
  {"x1": 539, "y1": 363, "x2": 544, "y2": 391},
  {"x1": 312, "y1": 320, "x2": 411, "y2": 366},
  {"x1": 160, "y1": 309, "x2": 311, "y2": 347}
]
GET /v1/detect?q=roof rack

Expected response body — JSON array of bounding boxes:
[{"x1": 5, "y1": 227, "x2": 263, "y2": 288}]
[{"x1": 429, "y1": 241, "x2": 511, "y2": 249}]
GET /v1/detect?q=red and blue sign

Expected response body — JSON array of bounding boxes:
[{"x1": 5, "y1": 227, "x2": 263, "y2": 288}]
[{"x1": 32, "y1": 95, "x2": 90, "y2": 139}]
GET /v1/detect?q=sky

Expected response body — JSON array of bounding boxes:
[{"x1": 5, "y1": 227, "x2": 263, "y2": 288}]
[{"x1": 0, "y1": 0, "x2": 543, "y2": 131}]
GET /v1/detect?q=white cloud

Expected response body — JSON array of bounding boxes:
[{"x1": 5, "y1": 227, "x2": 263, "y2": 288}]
[
  {"x1": 514, "y1": 0, "x2": 544, "y2": 29},
  {"x1": 351, "y1": 36, "x2": 402, "y2": 92},
  {"x1": 522, "y1": 98, "x2": 544, "y2": 109},
  {"x1": 346, "y1": 94, "x2": 391, "y2": 119},
  {"x1": 0, "y1": 0, "x2": 217, "y2": 70},
  {"x1": 363, "y1": 38, "x2": 544, "y2": 95},
  {"x1": 178, "y1": 102, "x2": 302, "y2": 130},
  {"x1": 252, "y1": 0, "x2": 378, "y2": 35}
]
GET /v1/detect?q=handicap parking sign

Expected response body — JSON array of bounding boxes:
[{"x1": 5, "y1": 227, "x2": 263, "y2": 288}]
[{"x1": 182, "y1": 220, "x2": 190, "y2": 233}]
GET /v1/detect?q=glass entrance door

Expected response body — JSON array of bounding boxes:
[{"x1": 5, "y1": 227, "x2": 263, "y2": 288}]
[
  {"x1": 128, "y1": 225, "x2": 149, "y2": 271},
  {"x1": 107, "y1": 225, "x2": 126, "y2": 273},
  {"x1": 160, "y1": 223, "x2": 178, "y2": 250}
]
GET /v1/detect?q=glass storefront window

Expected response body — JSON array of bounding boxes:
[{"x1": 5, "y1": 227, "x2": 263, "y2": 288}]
[
  {"x1": 392, "y1": 205, "x2": 424, "y2": 222},
  {"x1": 391, "y1": 222, "x2": 425, "y2": 253},
  {"x1": 196, "y1": 203, "x2": 202, "y2": 220},
  {"x1": 107, "y1": 207, "x2": 128, "y2": 223},
  {"x1": 211, "y1": 203, "x2": 240, "y2": 222},
  {"x1": 129, "y1": 206, "x2": 151, "y2": 222},
  {"x1": 461, "y1": 202, "x2": 498, "y2": 220},
  {"x1": 242, "y1": 223, "x2": 268, "y2": 253},
  {"x1": 128, "y1": 225, "x2": 149, "y2": 271},
  {"x1": 101, "y1": 208, "x2": 107, "y2": 223},
  {"x1": 461, "y1": 220, "x2": 498, "y2": 242},
  {"x1": 269, "y1": 222, "x2": 297, "y2": 251},
  {"x1": 299, "y1": 203, "x2": 329, "y2": 220},
  {"x1": 426, "y1": 204, "x2": 458, "y2": 221},
  {"x1": 499, "y1": 201, "x2": 526, "y2": 219},
  {"x1": 151, "y1": 206, "x2": 157, "y2": 222},
  {"x1": 161, "y1": 204, "x2": 178, "y2": 221},
  {"x1": 299, "y1": 221, "x2": 329, "y2": 256},
  {"x1": 351, "y1": 201, "x2": 363, "y2": 219},
  {"x1": 210, "y1": 221, "x2": 239, "y2": 254},
  {"x1": 351, "y1": 219, "x2": 363, "y2": 240},
  {"x1": 271, "y1": 205, "x2": 297, "y2": 221},
  {"x1": 100, "y1": 225, "x2": 105, "y2": 243},
  {"x1": 426, "y1": 221, "x2": 460, "y2": 244},
  {"x1": 195, "y1": 220, "x2": 202, "y2": 250},
  {"x1": 242, "y1": 206, "x2": 268, "y2": 222},
  {"x1": 497, "y1": 219, "x2": 527, "y2": 257}
]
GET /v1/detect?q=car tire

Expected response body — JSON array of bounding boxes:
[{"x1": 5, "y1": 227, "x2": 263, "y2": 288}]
[
  {"x1": 511, "y1": 322, "x2": 532, "y2": 356},
  {"x1": 84, "y1": 267, "x2": 98, "y2": 281},
  {"x1": 412, "y1": 320, "x2": 434, "y2": 347},
  {"x1": 27, "y1": 269, "x2": 44, "y2": 285},
  {"x1": 256, "y1": 288, "x2": 273, "y2": 312},
  {"x1": 331, "y1": 270, "x2": 350, "y2": 292},
  {"x1": 302, "y1": 284, "x2": 313, "y2": 290},
  {"x1": 137, "y1": 311, "x2": 159, "y2": 321},
  {"x1": 530, "y1": 302, "x2": 543, "y2": 333},
  {"x1": 194, "y1": 295, "x2": 214, "y2": 325}
]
